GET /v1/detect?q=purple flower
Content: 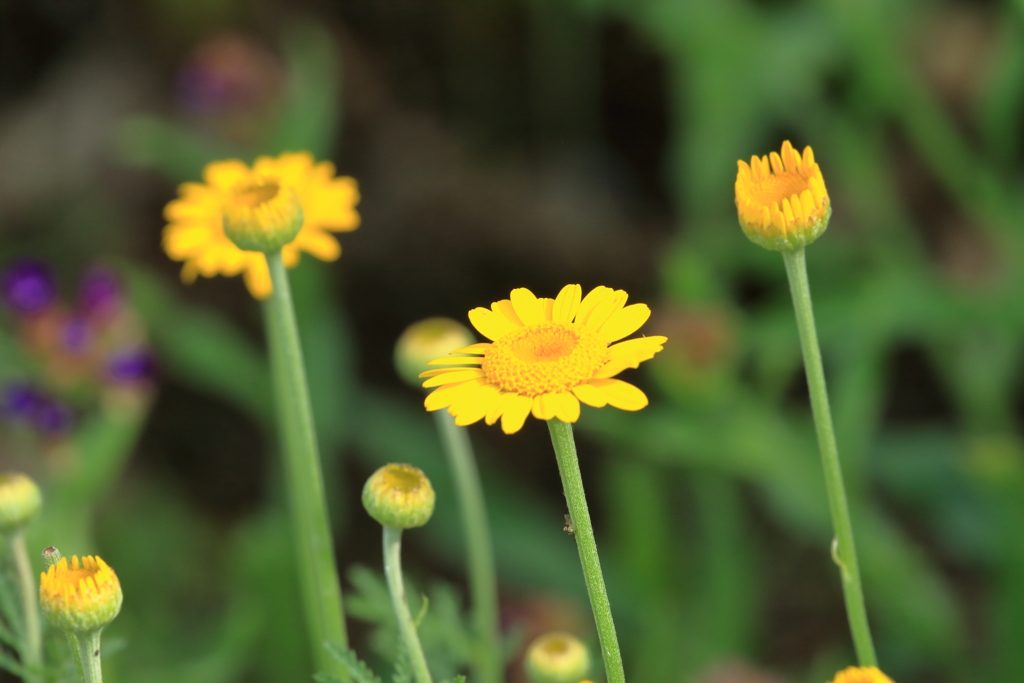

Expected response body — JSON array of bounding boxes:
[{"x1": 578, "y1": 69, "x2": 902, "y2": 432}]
[
  {"x1": 1, "y1": 260, "x2": 56, "y2": 315},
  {"x1": 107, "y1": 349, "x2": 156, "y2": 383},
  {"x1": 2, "y1": 383, "x2": 39, "y2": 419},
  {"x1": 31, "y1": 398, "x2": 73, "y2": 435},
  {"x1": 78, "y1": 267, "x2": 121, "y2": 318},
  {"x1": 62, "y1": 316, "x2": 92, "y2": 354}
]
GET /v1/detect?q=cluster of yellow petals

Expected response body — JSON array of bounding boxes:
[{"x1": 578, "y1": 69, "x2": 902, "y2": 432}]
[
  {"x1": 421, "y1": 285, "x2": 666, "y2": 434},
  {"x1": 40, "y1": 555, "x2": 122, "y2": 632},
  {"x1": 163, "y1": 152, "x2": 360, "y2": 299},
  {"x1": 735, "y1": 140, "x2": 830, "y2": 251},
  {"x1": 828, "y1": 666, "x2": 895, "y2": 683}
]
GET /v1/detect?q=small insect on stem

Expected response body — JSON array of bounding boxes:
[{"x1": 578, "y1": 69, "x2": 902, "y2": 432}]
[{"x1": 563, "y1": 514, "x2": 575, "y2": 536}]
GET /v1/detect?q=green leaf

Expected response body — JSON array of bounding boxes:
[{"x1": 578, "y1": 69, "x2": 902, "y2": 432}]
[{"x1": 322, "y1": 643, "x2": 383, "y2": 683}]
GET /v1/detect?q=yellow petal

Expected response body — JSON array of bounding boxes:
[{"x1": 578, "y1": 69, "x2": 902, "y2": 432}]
[
  {"x1": 294, "y1": 229, "x2": 342, "y2": 262},
  {"x1": 243, "y1": 259, "x2": 273, "y2": 299},
  {"x1": 468, "y1": 308, "x2": 517, "y2": 341},
  {"x1": 422, "y1": 368, "x2": 485, "y2": 388},
  {"x1": 584, "y1": 290, "x2": 628, "y2": 331},
  {"x1": 510, "y1": 288, "x2": 544, "y2": 326},
  {"x1": 552, "y1": 284, "x2": 582, "y2": 323},
  {"x1": 203, "y1": 159, "x2": 252, "y2": 191},
  {"x1": 551, "y1": 392, "x2": 581, "y2": 423},
  {"x1": 573, "y1": 383, "x2": 608, "y2": 408},
  {"x1": 492, "y1": 299, "x2": 524, "y2": 327},
  {"x1": 426, "y1": 357, "x2": 483, "y2": 366},
  {"x1": 485, "y1": 392, "x2": 516, "y2": 426},
  {"x1": 576, "y1": 286, "x2": 613, "y2": 325},
  {"x1": 450, "y1": 343, "x2": 490, "y2": 355},
  {"x1": 425, "y1": 378, "x2": 485, "y2": 411},
  {"x1": 532, "y1": 393, "x2": 557, "y2": 420},
  {"x1": 539, "y1": 298, "x2": 555, "y2": 321},
  {"x1": 607, "y1": 336, "x2": 667, "y2": 363},
  {"x1": 597, "y1": 304, "x2": 651, "y2": 342},
  {"x1": 419, "y1": 368, "x2": 468, "y2": 378},
  {"x1": 501, "y1": 394, "x2": 533, "y2": 434},
  {"x1": 451, "y1": 384, "x2": 501, "y2": 426},
  {"x1": 594, "y1": 359, "x2": 638, "y2": 378},
  {"x1": 590, "y1": 379, "x2": 648, "y2": 411}
]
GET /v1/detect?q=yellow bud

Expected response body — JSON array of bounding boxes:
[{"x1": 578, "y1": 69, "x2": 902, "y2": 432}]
[
  {"x1": 828, "y1": 666, "x2": 895, "y2": 683},
  {"x1": 40, "y1": 555, "x2": 122, "y2": 634},
  {"x1": 394, "y1": 318, "x2": 477, "y2": 387},
  {"x1": 222, "y1": 179, "x2": 304, "y2": 253},
  {"x1": 734, "y1": 141, "x2": 831, "y2": 251},
  {"x1": 525, "y1": 632, "x2": 590, "y2": 683},
  {"x1": 0, "y1": 473, "x2": 41, "y2": 533},
  {"x1": 362, "y1": 464, "x2": 436, "y2": 529}
]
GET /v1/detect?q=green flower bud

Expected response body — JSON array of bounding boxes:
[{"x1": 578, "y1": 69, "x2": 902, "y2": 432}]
[
  {"x1": 222, "y1": 180, "x2": 304, "y2": 253},
  {"x1": 362, "y1": 464, "x2": 436, "y2": 529},
  {"x1": 525, "y1": 632, "x2": 590, "y2": 683},
  {"x1": 394, "y1": 317, "x2": 477, "y2": 387},
  {"x1": 40, "y1": 555, "x2": 123, "y2": 634},
  {"x1": 0, "y1": 473, "x2": 41, "y2": 533}
]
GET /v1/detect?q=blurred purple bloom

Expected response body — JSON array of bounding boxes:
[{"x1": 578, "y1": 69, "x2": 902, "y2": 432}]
[
  {"x1": 2, "y1": 383, "x2": 39, "y2": 419},
  {"x1": 1, "y1": 260, "x2": 56, "y2": 314},
  {"x1": 176, "y1": 64, "x2": 233, "y2": 113},
  {"x1": 31, "y1": 398, "x2": 73, "y2": 435},
  {"x1": 62, "y1": 316, "x2": 92, "y2": 354},
  {"x1": 108, "y1": 348, "x2": 156, "y2": 382},
  {"x1": 79, "y1": 267, "x2": 121, "y2": 318}
]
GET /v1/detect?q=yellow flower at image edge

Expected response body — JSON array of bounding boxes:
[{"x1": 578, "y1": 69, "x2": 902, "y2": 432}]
[
  {"x1": 829, "y1": 666, "x2": 895, "y2": 683},
  {"x1": 422, "y1": 285, "x2": 667, "y2": 434},
  {"x1": 163, "y1": 152, "x2": 360, "y2": 299},
  {"x1": 735, "y1": 140, "x2": 830, "y2": 251},
  {"x1": 40, "y1": 555, "x2": 122, "y2": 633}
]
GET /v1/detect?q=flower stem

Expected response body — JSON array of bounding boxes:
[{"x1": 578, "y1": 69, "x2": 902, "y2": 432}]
[
  {"x1": 264, "y1": 250, "x2": 348, "y2": 676},
  {"x1": 433, "y1": 412, "x2": 502, "y2": 683},
  {"x1": 547, "y1": 419, "x2": 625, "y2": 683},
  {"x1": 76, "y1": 631, "x2": 103, "y2": 683},
  {"x1": 781, "y1": 247, "x2": 877, "y2": 667},
  {"x1": 9, "y1": 532, "x2": 41, "y2": 682},
  {"x1": 382, "y1": 526, "x2": 433, "y2": 683}
]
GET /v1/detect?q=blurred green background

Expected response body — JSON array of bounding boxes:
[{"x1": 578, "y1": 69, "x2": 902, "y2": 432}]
[{"x1": 2, "y1": 0, "x2": 1023, "y2": 682}]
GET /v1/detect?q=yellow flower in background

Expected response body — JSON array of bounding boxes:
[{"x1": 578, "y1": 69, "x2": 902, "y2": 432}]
[
  {"x1": 421, "y1": 285, "x2": 666, "y2": 434},
  {"x1": 40, "y1": 555, "x2": 122, "y2": 633},
  {"x1": 163, "y1": 152, "x2": 360, "y2": 299},
  {"x1": 828, "y1": 667, "x2": 894, "y2": 683},
  {"x1": 735, "y1": 140, "x2": 830, "y2": 251}
]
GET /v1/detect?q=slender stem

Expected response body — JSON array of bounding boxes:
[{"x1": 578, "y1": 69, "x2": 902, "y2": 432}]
[
  {"x1": 382, "y1": 526, "x2": 433, "y2": 683},
  {"x1": 433, "y1": 412, "x2": 502, "y2": 683},
  {"x1": 781, "y1": 247, "x2": 877, "y2": 666},
  {"x1": 77, "y1": 630, "x2": 103, "y2": 683},
  {"x1": 547, "y1": 419, "x2": 625, "y2": 683},
  {"x1": 9, "y1": 533, "x2": 41, "y2": 682},
  {"x1": 264, "y1": 251, "x2": 348, "y2": 676}
]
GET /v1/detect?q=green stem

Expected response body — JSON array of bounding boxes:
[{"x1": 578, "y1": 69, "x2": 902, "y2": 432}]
[
  {"x1": 433, "y1": 412, "x2": 502, "y2": 683},
  {"x1": 781, "y1": 247, "x2": 878, "y2": 667},
  {"x1": 382, "y1": 526, "x2": 433, "y2": 683},
  {"x1": 76, "y1": 630, "x2": 103, "y2": 683},
  {"x1": 264, "y1": 251, "x2": 348, "y2": 676},
  {"x1": 9, "y1": 533, "x2": 41, "y2": 682},
  {"x1": 547, "y1": 419, "x2": 625, "y2": 683}
]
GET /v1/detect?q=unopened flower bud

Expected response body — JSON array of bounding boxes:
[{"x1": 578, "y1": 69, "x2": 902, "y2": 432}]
[
  {"x1": 525, "y1": 632, "x2": 590, "y2": 683},
  {"x1": 735, "y1": 140, "x2": 831, "y2": 251},
  {"x1": 40, "y1": 555, "x2": 123, "y2": 633},
  {"x1": 394, "y1": 317, "x2": 477, "y2": 387},
  {"x1": 362, "y1": 463, "x2": 435, "y2": 529},
  {"x1": 222, "y1": 180, "x2": 303, "y2": 252},
  {"x1": 0, "y1": 474, "x2": 42, "y2": 533},
  {"x1": 828, "y1": 667, "x2": 894, "y2": 683}
]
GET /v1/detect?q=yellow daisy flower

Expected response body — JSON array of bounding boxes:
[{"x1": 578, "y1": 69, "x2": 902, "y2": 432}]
[
  {"x1": 163, "y1": 151, "x2": 360, "y2": 299},
  {"x1": 421, "y1": 285, "x2": 667, "y2": 434},
  {"x1": 828, "y1": 666, "x2": 894, "y2": 683},
  {"x1": 735, "y1": 140, "x2": 830, "y2": 251},
  {"x1": 40, "y1": 555, "x2": 122, "y2": 633}
]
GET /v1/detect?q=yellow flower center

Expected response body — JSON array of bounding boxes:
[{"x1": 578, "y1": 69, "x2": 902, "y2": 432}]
[
  {"x1": 233, "y1": 181, "x2": 280, "y2": 208},
  {"x1": 745, "y1": 172, "x2": 811, "y2": 211},
  {"x1": 483, "y1": 322, "x2": 608, "y2": 396},
  {"x1": 221, "y1": 178, "x2": 304, "y2": 253}
]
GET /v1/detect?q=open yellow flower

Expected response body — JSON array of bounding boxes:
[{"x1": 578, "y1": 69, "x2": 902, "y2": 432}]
[
  {"x1": 421, "y1": 285, "x2": 666, "y2": 434},
  {"x1": 163, "y1": 152, "x2": 360, "y2": 299},
  {"x1": 40, "y1": 555, "x2": 122, "y2": 633},
  {"x1": 828, "y1": 667, "x2": 894, "y2": 683},
  {"x1": 735, "y1": 140, "x2": 830, "y2": 251}
]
